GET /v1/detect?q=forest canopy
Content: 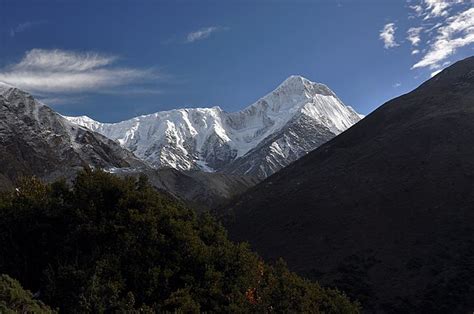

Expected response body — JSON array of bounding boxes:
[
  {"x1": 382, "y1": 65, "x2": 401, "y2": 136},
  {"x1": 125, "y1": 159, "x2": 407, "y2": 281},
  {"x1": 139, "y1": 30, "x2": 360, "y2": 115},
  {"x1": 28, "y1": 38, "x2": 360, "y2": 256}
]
[{"x1": 0, "y1": 169, "x2": 359, "y2": 312}]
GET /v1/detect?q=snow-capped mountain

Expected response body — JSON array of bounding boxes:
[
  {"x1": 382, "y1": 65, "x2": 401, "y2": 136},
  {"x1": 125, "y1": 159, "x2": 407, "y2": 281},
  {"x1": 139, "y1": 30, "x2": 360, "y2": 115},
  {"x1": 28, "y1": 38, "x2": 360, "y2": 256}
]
[
  {"x1": 0, "y1": 82, "x2": 145, "y2": 187},
  {"x1": 66, "y1": 76, "x2": 362, "y2": 178}
]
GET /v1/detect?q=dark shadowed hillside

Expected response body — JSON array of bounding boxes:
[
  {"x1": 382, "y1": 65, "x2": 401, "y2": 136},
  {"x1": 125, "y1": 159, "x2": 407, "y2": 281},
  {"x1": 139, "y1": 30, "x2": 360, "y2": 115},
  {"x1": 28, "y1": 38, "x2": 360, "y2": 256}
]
[
  {"x1": 145, "y1": 168, "x2": 260, "y2": 210},
  {"x1": 226, "y1": 56, "x2": 474, "y2": 312}
]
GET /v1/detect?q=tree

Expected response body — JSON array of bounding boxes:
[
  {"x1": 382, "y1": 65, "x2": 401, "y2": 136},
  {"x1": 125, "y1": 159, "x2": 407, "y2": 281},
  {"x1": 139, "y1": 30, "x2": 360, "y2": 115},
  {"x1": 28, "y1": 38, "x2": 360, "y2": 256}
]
[
  {"x1": 0, "y1": 274, "x2": 54, "y2": 313},
  {"x1": 0, "y1": 169, "x2": 360, "y2": 312}
]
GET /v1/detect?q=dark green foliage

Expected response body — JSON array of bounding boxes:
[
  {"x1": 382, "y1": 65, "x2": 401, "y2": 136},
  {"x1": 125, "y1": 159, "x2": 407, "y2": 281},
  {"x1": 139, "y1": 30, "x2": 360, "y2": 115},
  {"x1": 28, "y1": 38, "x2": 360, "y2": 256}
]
[
  {"x1": 0, "y1": 169, "x2": 359, "y2": 312},
  {"x1": 0, "y1": 274, "x2": 54, "y2": 313}
]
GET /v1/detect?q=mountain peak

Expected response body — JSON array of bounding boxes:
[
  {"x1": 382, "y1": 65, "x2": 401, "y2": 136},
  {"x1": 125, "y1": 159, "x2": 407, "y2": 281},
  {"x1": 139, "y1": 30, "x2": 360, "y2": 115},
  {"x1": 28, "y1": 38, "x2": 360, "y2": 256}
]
[
  {"x1": 67, "y1": 75, "x2": 362, "y2": 177},
  {"x1": 0, "y1": 81, "x2": 16, "y2": 96},
  {"x1": 226, "y1": 55, "x2": 474, "y2": 312},
  {"x1": 282, "y1": 74, "x2": 310, "y2": 84},
  {"x1": 274, "y1": 75, "x2": 336, "y2": 99},
  {"x1": 278, "y1": 75, "x2": 312, "y2": 90}
]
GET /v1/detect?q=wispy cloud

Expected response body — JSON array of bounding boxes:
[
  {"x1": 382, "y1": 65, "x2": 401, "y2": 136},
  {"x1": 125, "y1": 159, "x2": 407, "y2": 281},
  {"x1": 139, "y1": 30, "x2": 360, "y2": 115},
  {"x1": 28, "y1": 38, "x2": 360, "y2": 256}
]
[
  {"x1": 100, "y1": 87, "x2": 163, "y2": 95},
  {"x1": 0, "y1": 49, "x2": 156, "y2": 94},
  {"x1": 407, "y1": 27, "x2": 423, "y2": 46},
  {"x1": 393, "y1": 82, "x2": 402, "y2": 88},
  {"x1": 37, "y1": 95, "x2": 86, "y2": 106},
  {"x1": 430, "y1": 69, "x2": 443, "y2": 77},
  {"x1": 409, "y1": 4, "x2": 424, "y2": 18},
  {"x1": 380, "y1": 23, "x2": 399, "y2": 49},
  {"x1": 185, "y1": 26, "x2": 227, "y2": 43},
  {"x1": 10, "y1": 21, "x2": 47, "y2": 37},
  {"x1": 412, "y1": 7, "x2": 474, "y2": 69},
  {"x1": 382, "y1": 1, "x2": 473, "y2": 76},
  {"x1": 422, "y1": 0, "x2": 464, "y2": 20}
]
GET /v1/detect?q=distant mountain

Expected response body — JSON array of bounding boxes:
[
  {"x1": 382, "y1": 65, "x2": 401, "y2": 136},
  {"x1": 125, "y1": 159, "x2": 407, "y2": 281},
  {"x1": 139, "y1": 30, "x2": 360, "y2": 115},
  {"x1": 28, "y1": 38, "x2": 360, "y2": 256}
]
[
  {"x1": 66, "y1": 76, "x2": 361, "y2": 178},
  {"x1": 0, "y1": 82, "x2": 145, "y2": 188},
  {"x1": 0, "y1": 83, "x2": 257, "y2": 209},
  {"x1": 144, "y1": 168, "x2": 259, "y2": 210},
  {"x1": 225, "y1": 57, "x2": 474, "y2": 312}
]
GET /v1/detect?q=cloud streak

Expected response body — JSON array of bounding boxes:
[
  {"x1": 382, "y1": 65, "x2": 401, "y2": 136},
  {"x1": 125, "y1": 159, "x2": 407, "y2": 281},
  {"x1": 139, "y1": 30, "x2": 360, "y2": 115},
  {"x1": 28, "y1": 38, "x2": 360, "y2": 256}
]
[
  {"x1": 185, "y1": 26, "x2": 227, "y2": 43},
  {"x1": 412, "y1": 7, "x2": 474, "y2": 69},
  {"x1": 422, "y1": 0, "x2": 464, "y2": 20},
  {"x1": 380, "y1": 23, "x2": 399, "y2": 49},
  {"x1": 383, "y1": 1, "x2": 472, "y2": 75},
  {"x1": 9, "y1": 21, "x2": 47, "y2": 37},
  {"x1": 0, "y1": 49, "x2": 155, "y2": 94},
  {"x1": 407, "y1": 27, "x2": 423, "y2": 46}
]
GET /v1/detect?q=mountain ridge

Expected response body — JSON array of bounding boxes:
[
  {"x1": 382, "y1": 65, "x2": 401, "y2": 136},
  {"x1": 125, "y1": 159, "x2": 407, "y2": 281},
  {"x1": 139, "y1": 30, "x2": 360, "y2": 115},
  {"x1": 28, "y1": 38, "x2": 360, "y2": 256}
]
[
  {"x1": 66, "y1": 75, "x2": 362, "y2": 178},
  {"x1": 0, "y1": 83, "x2": 259, "y2": 210},
  {"x1": 225, "y1": 56, "x2": 474, "y2": 312},
  {"x1": 0, "y1": 82, "x2": 146, "y2": 188}
]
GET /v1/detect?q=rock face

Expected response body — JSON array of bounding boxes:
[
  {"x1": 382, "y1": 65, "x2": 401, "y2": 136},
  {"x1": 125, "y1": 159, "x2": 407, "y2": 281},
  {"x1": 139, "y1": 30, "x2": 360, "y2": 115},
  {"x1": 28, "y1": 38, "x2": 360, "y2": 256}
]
[
  {"x1": 0, "y1": 82, "x2": 258, "y2": 209},
  {"x1": 66, "y1": 76, "x2": 362, "y2": 178},
  {"x1": 0, "y1": 82, "x2": 145, "y2": 187},
  {"x1": 225, "y1": 57, "x2": 474, "y2": 312}
]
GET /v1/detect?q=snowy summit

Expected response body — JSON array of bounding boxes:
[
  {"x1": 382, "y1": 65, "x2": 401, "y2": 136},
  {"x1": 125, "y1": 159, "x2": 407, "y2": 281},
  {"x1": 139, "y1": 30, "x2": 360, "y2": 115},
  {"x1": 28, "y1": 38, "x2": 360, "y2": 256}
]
[{"x1": 66, "y1": 75, "x2": 362, "y2": 178}]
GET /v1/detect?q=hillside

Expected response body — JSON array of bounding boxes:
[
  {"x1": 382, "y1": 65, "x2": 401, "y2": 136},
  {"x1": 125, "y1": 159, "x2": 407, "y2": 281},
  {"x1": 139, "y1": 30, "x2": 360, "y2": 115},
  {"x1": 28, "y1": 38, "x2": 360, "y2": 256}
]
[
  {"x1": 0, "y1": 82, "x2": 145, "y2": 186},
  {"x1": 0, "y1": 170, "x2": 358, "y2": 312},
  {"x1": 226, "y1": 56, "x2": 474, "y2": 312}
]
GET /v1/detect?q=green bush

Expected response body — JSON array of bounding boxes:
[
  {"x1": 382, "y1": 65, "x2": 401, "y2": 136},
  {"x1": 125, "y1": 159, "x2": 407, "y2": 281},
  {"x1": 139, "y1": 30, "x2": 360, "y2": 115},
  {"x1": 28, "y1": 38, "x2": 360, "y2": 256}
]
[
  {"x1": 0, "y1": 274, "x2": 54, "y2": 313},
  {"x1": 0, "y1": 169, "x2": 359, "y2": 312}
]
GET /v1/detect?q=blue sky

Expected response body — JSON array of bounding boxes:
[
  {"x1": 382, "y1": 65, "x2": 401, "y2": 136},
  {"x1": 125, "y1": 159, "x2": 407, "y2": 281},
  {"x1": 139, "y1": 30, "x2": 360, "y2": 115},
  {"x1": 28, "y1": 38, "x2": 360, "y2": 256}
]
[{"x1": 0, "y1": 0, "x2": 473, "y2": 122}]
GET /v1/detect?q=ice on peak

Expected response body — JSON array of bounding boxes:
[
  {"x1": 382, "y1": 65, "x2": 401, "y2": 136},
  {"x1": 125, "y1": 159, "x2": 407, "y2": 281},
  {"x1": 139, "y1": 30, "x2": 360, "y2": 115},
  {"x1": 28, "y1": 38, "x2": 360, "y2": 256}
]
[
  {"x1": 69, "y1": 115, "x2": 95, "y2": 122},
  {"x1": 64, "y1": 115, "x2": 103, "y2": 131},
  {"x1": 281, "y1": 75, "x2": 310, "y2": 86},
  {"x1": 0, "y1": 81, "x2": 16, "y2": 96},
  {"x1": 275, "y1": 75, "x2": 336, "y2": 98}
]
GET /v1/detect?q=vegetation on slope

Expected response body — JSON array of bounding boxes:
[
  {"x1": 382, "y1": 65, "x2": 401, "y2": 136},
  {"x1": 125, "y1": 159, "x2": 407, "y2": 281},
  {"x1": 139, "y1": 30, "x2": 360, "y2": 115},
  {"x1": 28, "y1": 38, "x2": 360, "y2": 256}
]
[
  {"x1": 0, "y1": 274, "x2": 54, "y2": 313},
  {"x1": 0, "y1": 169, "x2": 358, "y2": 312}
]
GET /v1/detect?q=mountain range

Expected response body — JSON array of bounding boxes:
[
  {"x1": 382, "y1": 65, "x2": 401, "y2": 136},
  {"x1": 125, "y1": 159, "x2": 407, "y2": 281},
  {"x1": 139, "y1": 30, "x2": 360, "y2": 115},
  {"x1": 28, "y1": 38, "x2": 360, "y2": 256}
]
[
  {"x1": 0, "y1": 82, "x2": 145, "y2": 189},
  {"x1": 0, "y1": 76, "x2": 358, "y2": 210},
  {"x1": 66, "y1": 75, "x2": 361, "y2": 178},
  {"x1": 2, "y1": 51, "x2": 474, "y2": 312},
  {"x1": 225, "y1": 56, "x2": 474, "y2": 312},
  {"x1": 0, "y1": 82, "x2": 258, "y2": 209}
]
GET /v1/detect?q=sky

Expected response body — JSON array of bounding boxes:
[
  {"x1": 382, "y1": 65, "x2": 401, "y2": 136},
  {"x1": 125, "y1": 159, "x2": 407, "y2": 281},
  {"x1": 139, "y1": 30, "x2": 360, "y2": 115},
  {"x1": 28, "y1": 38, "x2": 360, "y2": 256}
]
[{"x1": 0, "y1": 0, "x2": 473, "y2": 122}]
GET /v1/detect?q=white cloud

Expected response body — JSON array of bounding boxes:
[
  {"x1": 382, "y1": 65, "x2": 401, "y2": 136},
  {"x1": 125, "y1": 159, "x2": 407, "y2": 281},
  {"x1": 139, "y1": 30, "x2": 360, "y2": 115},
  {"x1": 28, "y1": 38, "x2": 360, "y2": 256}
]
[
  {"x1": 185, "y1": 26, "x2": 227, "y2": 43},
  {"x1": 407, "y1": 27, "x2": 423, "y2": 46},
  {"x1": 421, "y1": 0, "x2": 466, "y2": 20},
  {"x1": 0, "y1": 49, "x2": 155, "y2": 93},
  {"x1": 429, "y1": 60, "x2": 451, "y2": 77},
  {"x1": 13, "y1": 49, "x2": 116, "y2": 71},
  {"x1": 380, "y1": 23, "x2": 399, "y2": 49},
  {"x1": 425, "y1": 22, "x2": 443, "y2": 33},
  {"x1": 412, "y1": 7, "x2": 474, "y2": 69},
  {"x1": 423, "y1": 0, "x2": 452, "y2": 19},
  {"x1": 37, "y1": 95, "x2": 85, "y2": 105},
  {"x1": 393, "y1": 82, "x2": 402, "y2": 88},
  {"x1": 9, "y1": 21, "x2": 46, "y2": 37},
  {"x1": 409, "y1": 4, "x2": 424, "y2": 17},
  {"x1": 386, "y1": 1, "x2": 472, "y2": 77},
  {"x1": 430, "y1": 69, "x2": 442, "y2": 76}
]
